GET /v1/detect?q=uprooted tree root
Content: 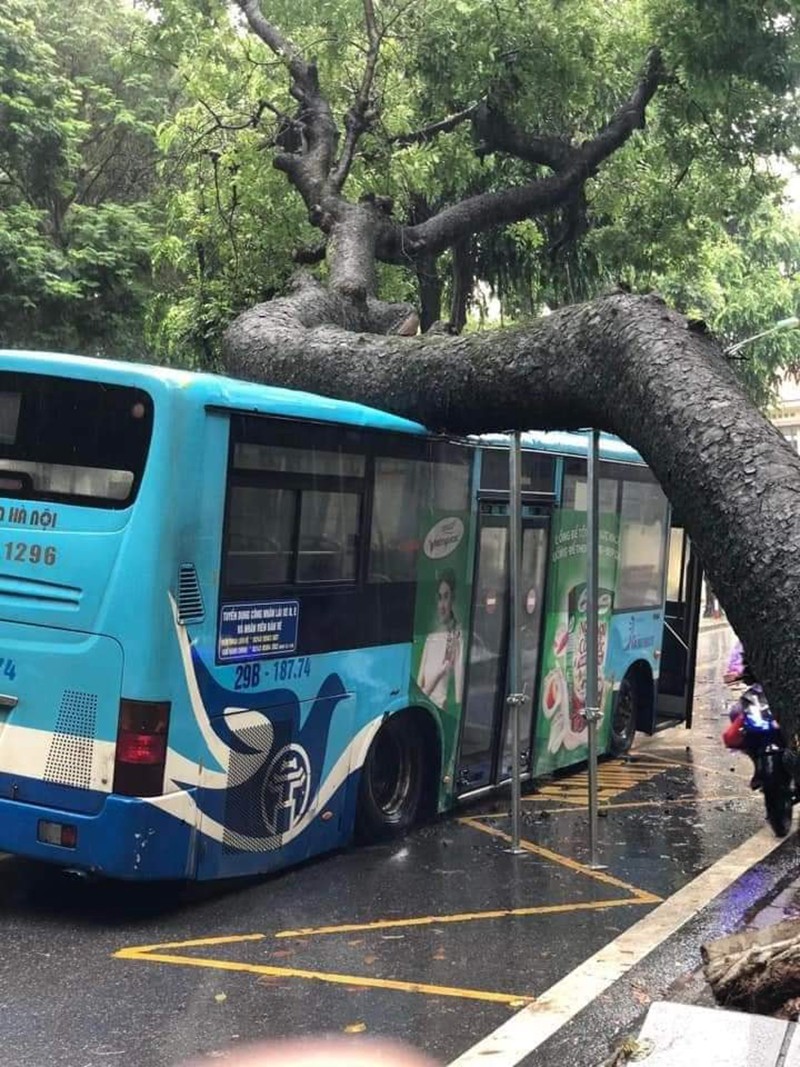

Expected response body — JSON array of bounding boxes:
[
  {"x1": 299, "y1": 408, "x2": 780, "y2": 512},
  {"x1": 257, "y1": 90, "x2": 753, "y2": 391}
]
[{"x1": 702, "y1": 918, "x2": 800, "y2": 1019}]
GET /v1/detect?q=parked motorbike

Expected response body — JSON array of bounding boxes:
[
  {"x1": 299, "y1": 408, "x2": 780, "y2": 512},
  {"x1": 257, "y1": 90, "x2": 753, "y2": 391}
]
[{"x1": 723, "y1": 682, "x2": 796, "y2": 838}]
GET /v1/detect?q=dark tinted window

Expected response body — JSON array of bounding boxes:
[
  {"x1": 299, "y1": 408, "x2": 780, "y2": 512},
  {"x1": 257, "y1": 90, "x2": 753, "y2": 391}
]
[
  {"x1": 369, "y1": 457, "x2": 429, "y2": 582},
  {"x1": 223, "y1": 420, "x2": 366, "y2": 591},
  {"x1": 226, "y1": 486, "x2": 295, "y2": 586},
  {"x1": 480, "y1": 448, "x2": 555, "y2": 492},
  {"x1": 0, "y1": 372, "x2": 153, "y2": 508}
]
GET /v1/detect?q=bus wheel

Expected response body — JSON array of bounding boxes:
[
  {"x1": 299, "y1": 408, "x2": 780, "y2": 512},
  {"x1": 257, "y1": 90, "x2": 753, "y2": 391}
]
[
  {"x1": 356, "y1": 714, "x2": 425, "y2": 843},
  {"x1": 610, "y1": 676, "x2": 638, "y2": 756}
]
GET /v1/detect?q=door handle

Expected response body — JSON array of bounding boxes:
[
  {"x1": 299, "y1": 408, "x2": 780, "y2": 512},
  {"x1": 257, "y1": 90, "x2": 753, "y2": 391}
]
[{"x1": 0, "y1": 694, "x2": 18, "y2": 709}]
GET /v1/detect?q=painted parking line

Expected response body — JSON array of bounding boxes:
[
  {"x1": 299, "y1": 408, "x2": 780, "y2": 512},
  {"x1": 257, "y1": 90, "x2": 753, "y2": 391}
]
[
  {"x1": 529, "y1": 759, "x2": 668, "y2": 806},
  {"x1": 448, "y1": 825, "x2": 785, "y2": 1067},
  {"x1": 273, "y1": 820, "x2": 658, "y2": 938},
  {"x1": 115, "y1": 825, "x2": 660, "y2": 1004},
  {"x1": 275, "y1": 898, "x2": 646, "y2": 940},
  {"x1": 115, "y1": 935, "x2": 534, "y2": 1005},
  {"x1": 476, "y1": 791, "x2": 760, "y2": 818},
  {"x1": 458, "y1": 817, "x2": 661, "y2": 904}
]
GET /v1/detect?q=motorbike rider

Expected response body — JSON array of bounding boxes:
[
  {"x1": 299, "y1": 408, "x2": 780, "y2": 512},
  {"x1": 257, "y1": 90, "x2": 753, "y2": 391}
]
[
  {"x1": 723, "y1": 639, "x2": 745, "y2": 685},
  {"x1": 721, "y1": 640, "x2": 776, "y2": 789}
]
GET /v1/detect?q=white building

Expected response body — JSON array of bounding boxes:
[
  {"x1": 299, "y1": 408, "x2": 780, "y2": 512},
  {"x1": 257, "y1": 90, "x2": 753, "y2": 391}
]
[{"x1": 771, "y1": 377, "x2": 800, "y2": 453}]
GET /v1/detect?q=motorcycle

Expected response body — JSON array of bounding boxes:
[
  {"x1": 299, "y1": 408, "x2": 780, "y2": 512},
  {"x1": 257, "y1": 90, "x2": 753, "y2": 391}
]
[{"x1": 723, "y1": 682, "x2": 796, "y2": 838}]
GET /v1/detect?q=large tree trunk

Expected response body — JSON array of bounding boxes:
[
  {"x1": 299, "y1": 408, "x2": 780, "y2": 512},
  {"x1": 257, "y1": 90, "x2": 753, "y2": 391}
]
[{"x1": 223, "y1": 286, "x2": 800, "y2": 737}]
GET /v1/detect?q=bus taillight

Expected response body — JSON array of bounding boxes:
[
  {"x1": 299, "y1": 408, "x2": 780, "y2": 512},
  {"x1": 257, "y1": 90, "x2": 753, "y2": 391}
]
[{"x1": 113, "y1": 699, "x2": 171, "y2": 797}]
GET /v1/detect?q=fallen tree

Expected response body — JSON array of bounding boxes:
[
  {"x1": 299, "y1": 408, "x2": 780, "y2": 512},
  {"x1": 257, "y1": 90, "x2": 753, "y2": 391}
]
[
  {"x1": 225, "y1": 278, "x2": 800, "y2": 734},
  {"x1": 220, "y1": 0, "x2": 800, "y2": 736}
]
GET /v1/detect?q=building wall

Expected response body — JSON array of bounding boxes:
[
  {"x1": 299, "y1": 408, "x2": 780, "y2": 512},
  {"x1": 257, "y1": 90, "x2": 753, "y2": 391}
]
[{"x1": 771, "y1": 377, "x2": 800, "y2": 453}]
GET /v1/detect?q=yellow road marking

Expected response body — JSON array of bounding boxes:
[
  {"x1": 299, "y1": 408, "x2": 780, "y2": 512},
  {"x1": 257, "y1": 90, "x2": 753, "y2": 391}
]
[
  {"x1": 636, "y1": 752, "x2": 750, "y2": 780},
  {"x1": 479, "y1": 792, "x2": 759, "y2": 817},
  {"x1": 115, "y1": 814, "x2": 661, "y2": 1002},
  {"x1": 118, "y1": 933, "x2": 266, "y2": 953},
  {"x1": 458, "y1": 817, "x2": 661, "y2": 903},
  {"x1": 114, "y1": 938, "x2": 534, "y2": 1005},
  {"x1": 528, "y1": 759, "x2": 668, "y2": 806},
  {"x1": 275, "y1": 897, "x2": 648, "y2": 939}
]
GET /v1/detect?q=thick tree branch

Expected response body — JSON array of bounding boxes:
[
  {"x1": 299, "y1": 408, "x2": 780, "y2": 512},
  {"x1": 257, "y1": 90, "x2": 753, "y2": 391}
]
[
  {"x1": 292, "y1": 241, "x2": 327, "y2": 264},
  {"x1": 390, "y1": 101, "x2": 484, "y2": 147},
  {"x1": 330, "y1": 0, "x2": 382, "y2": 191},
  {"x1": 236, "y1": 0, "x2": 340, "y2": 201},
  {"x1": 222, "y1": 289, "x2": 800, "y2": 737},
  {"x1": 394, "y1": 49, "x2": 665, "y2": 259},
  {"x1": 472, "y1": 104, "x2": 574, "y2": 169},
  {"x1": 237, "y1": 0, "x2": 310, "y2": 84}
]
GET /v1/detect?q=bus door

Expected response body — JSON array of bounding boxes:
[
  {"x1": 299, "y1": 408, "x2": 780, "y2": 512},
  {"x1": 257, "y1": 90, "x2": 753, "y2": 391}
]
[
  {"x1": 456, "y1": 502, "x2": 549, "y2": 793},
  {"x1": 656, "y1": 525, "x2": 702, "y2": 726}
]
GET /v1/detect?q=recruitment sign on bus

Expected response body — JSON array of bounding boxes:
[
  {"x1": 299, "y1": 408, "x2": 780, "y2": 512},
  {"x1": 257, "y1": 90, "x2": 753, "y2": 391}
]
[{"x1": 218, "y1": 600, "x2": 299, "y2": 661}]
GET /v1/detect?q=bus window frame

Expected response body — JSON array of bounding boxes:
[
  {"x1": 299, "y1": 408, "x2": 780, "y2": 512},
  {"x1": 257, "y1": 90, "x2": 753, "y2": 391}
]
[
  {"x1": 0, "y1": 372, "x2": 154, "y2": 510},
  {"x1": 219, "y1": 413, "x2": 472, "y2": 602},
  {"x1": 561, "y1": 457, "x2": 670, "y2": 615}
]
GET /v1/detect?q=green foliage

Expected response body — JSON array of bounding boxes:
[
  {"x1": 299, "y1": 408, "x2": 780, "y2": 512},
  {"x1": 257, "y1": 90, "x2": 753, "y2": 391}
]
[
  {"x1": 0, "y1": 0, "x2": 173, "y2": 358},
  {"x1": 148, "y1": 0, "x2": 799, "y2": 393},
  {"x1": 2, "y1": 0, "x2": 797, "y2": 394}
]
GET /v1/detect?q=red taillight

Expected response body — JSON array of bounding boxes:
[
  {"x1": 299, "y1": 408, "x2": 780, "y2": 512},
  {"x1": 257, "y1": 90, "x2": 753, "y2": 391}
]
[
  {"x1": 113, "y1": 699, "x2": 170, "y2": 797},
  {"x1": 116, "y1": 732, "x2": 166, "y2": 766}
]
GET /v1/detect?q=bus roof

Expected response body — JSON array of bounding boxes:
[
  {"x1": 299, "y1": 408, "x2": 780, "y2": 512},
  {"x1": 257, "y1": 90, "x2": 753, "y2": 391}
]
[
  {"x1": 0, "y1": 348, "x2": 428, "y2": 436},
  {"x1": 0, "y1": 349, "x2": 643, "y2": 462},
  {"x1": 474, "y1": 430, "x2": 644, "y2": 465}
]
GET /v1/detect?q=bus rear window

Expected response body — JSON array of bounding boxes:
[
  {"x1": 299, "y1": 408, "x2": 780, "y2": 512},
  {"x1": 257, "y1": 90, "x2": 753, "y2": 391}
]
[{"x1": 0, "y1": 373, "x2": 153, "y2": 508}]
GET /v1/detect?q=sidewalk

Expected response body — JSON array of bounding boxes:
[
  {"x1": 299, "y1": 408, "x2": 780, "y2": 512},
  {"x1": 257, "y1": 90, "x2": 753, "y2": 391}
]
[
  {"x1": 698, "y1": 611, "x2": 732, "y2": 634},
  {"x1": 499, "y1": 621, "x2": 800, "y2": 1067},
  {"x1": 635, "y1": 1001, "x2": 799, "y2": 1066}
]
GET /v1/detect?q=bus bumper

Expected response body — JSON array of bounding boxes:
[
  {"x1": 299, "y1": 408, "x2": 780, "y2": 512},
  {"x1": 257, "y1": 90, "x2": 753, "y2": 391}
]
[{"x1": 0, "y1": 789, "x2": 197, "y2": 881}]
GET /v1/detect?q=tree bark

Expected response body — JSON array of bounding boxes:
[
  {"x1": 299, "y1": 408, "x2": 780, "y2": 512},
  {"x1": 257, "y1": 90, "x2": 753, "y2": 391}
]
[
  {"x1": 224, "y1": 289, "x2": 800, "y2": 736},
  {"x1": 449, "y1": 238, "x2": 474, "y2": 334},
  {"x1": 416, "y1": 253, "x2": 443, "y2": 333}
]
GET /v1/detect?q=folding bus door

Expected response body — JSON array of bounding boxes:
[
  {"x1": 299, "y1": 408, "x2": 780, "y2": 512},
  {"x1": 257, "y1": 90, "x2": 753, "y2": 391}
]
[
  {"x1": 456, "y1": 503, "x2": 549, "y2": 792},
  {"x1": 657, "y1": 524, "x2": 702, "y2": 727}
]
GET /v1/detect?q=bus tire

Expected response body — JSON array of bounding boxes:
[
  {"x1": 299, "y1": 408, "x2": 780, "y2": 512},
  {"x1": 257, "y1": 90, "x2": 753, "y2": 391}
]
[
  {"x1": 356, "y1": 713, "x2": 425, "y2": 843},
  {"x1": 610, "y1": 675, "x2": 638, "y2": 757}
]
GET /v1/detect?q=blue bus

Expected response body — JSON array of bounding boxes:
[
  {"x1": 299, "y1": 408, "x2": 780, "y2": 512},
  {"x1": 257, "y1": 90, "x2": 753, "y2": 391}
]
[{"x1": 0, "y1": 350, "x2": 700, "y2": 879}]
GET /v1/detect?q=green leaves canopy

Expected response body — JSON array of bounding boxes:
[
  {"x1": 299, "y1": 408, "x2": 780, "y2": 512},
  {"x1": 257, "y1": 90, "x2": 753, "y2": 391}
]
[
  {"x1": 0, "y1": 0, "x2": 172, "y2": 357},
  {"x1": 1, "y1": 0, "x2": 797, "y2": 396}
]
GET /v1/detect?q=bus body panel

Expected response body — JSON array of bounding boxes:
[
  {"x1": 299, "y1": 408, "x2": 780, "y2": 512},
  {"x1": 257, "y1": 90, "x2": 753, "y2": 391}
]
[
  {"x1": 0, "y1": 621, "x2": 122, "y2": 811},
  {"x1": 0, "y1": 788, "x2": 197, "y2": 879},
  {"x1": 606, "y1": 608, "x2": 664, "y2": 690},
  {"x1": 0, "y1": 349, "x2": 683, "y2": 881},
  {"x1": 173, "y1": 631, "x2": 420, "y2": 879}
]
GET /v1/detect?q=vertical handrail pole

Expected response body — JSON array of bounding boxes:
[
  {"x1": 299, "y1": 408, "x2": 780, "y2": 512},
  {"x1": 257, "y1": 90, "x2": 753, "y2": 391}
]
[
  {"x1": 586, "y1": 429, "x2": 601, "y2": 867},
  {"x1": 508, "y1": 430, "x2": 524, "y2": 853}
]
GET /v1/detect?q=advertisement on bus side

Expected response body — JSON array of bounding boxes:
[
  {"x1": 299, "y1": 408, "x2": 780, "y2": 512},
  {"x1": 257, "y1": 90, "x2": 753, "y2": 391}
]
[
  {"x1": 410, "y1": 507, "x2": 472, "y2": 799},
  {"x1": 533, "y1": 510, "x2": 621, "y2": 775}
]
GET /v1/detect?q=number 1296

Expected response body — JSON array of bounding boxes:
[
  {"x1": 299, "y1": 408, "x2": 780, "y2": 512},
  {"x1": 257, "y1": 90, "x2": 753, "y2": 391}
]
[{"x1": 4, "y1": 542, "x2": 56, "y2": 566}]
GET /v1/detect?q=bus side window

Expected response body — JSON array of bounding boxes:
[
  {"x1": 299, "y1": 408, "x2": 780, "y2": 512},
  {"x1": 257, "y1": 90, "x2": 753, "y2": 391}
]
[
  {"x1": 223, "y1": 418, "x2": 367, "y2": 591},
  {"x1": 226, "y1": 485, "x2": 295, "y2": 586},
  {"x1": 369, "y1": 457, "x2": 430, "y2": 582},
  {"x1": 297, "y1": 490, "x2": 361, "y2": 583},
  {"x1": 616, "y1": 477, "x2": 669, "y2": 610}
]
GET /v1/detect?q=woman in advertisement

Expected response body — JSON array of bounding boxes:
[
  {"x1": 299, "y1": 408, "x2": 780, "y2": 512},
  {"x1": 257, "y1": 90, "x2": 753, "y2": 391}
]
[{"x1": 417, "y1": 569, "x2": 464, "y2": 711}]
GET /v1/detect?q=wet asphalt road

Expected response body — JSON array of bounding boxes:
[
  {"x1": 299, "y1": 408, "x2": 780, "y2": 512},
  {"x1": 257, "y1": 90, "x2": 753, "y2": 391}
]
[{"x1": 0, "y1": 623, "x2": 789, "y2": 1067}]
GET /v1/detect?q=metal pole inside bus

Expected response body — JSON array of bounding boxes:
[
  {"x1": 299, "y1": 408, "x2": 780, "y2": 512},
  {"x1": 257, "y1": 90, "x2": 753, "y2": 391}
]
[
  {"x1": 586, "y1": 428, "x2": 601, "y2": 868},
  {"x1": 507, "y1": 430, "x2": 524, "y2": 854}
]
